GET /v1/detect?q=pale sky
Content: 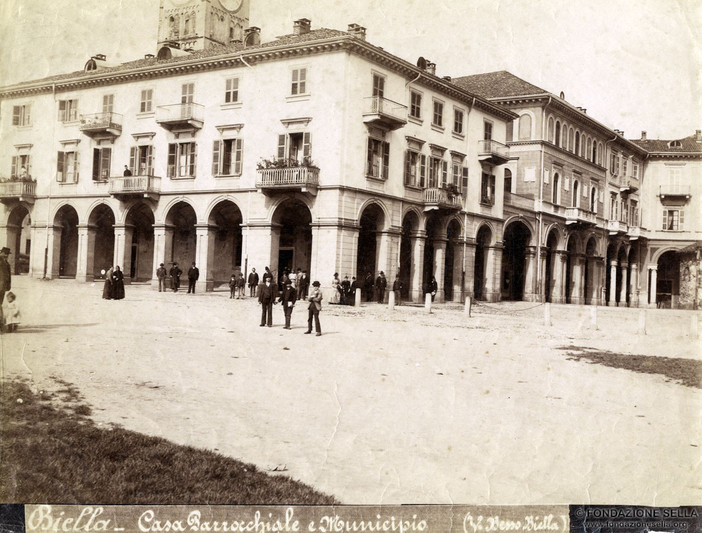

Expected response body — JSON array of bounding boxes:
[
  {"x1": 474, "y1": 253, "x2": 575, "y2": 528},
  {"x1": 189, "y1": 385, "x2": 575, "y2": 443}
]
[{"x1": 1, "y1": 0, "x2": 700, "y2": 140}]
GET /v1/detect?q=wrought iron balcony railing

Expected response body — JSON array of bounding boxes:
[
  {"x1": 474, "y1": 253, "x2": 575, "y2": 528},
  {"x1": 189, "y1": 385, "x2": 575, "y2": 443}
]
[
  {"x1": 155, "y1": 103, "x2": 204, "y2": 130},
  {"x1": 565, "y1": 207, "x2": 597, "y2": 225},
  {"x1": 362, "y1": 96, "x2": 408, "y2": 130},
  {"x1": 109, "y1": 175, "x2": 161, "y2": 199},
  {"x1": 79, "y1": 112, "x2": 123, "y2": 136},
  {"x1": 0, "y1": 179, "x2": 36, "y2": 203},
  {"x1": 423, "y1": 187, "x2": 463, "y2": 210},
  {"x1": 477, "y1": 139, "x2": 509, "y2": 164},
  {"x1": 256, "y1": 166, "x2": 319, "y2": 192}
]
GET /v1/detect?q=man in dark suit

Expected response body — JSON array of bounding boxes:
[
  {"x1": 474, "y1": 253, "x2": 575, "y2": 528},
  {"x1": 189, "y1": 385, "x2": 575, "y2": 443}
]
[
  {"x1": 305, "y1": 280, "x2": 323, "y2": 336},
  {"x1": 297, "y1": 269, "x2": 309, "y2": 300},
  {"x1": 169, "y1": 262, "x2": 182, "y2": 292},
  {"x1": 258, "y1": 278, "x2": 277, "y2": 327},
  {"x1": 0, "y1": 246, "x2": 11, "y2": 306},
  {"x1": 278, "y1": 278, "x2": 297, "y2": 330},
  {"x1": 187, "y1": 262, "x2": 199, "y2": 293},
  {"x1": 247, "y1": 268, "x2": 259, "y2": 297}
]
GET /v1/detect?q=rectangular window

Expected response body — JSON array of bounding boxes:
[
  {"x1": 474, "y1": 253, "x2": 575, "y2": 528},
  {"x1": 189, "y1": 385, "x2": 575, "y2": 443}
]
[
  {"x1": 629, "y1": 200, "x2": 638, "y2": 226},
  {"x1": 483, "y1": 121, "x2": 493, "y2": 141},
  {"x1": 212, "y1": 138, "x2": 243, "y2": 176},
  {"x1": 622, "y1": 157, "x2": 628, "y2": 178},
  {"x1": 609, "y1": 193, "x2": 618, "y2": 220},
  {"x1": 91, "y1": 147, "x2": 111, "y2": 181},
  {"x1": 461, "y1": 167, "x2": 468, "y2": 198},
  {"x1": 432, "y1": 100, "x2": 443, "y2": 127},
  {"x1": 181, "y1": 83, "x2": 194, "y2": 103},
  {"x1": 668, "y1": 167, "x2": 682, "y2": 189},
  {"x1": 167, "y1": 142, "x2": 197, "y2": 178},
  {"x1": 277, "y1": 131, "x2": 312, "y2": 164},
  {"x1": 632, "y1": 161, "x2": 639, "y2": 179},
  {"x1": 10, "y1": 154, "x2": 31, "y2": 179},
  {"x1": 404, "y1": 150, "x2": 420, "y2": 187},
  {"x1": 427, "y1": 157, "x2": 447, "y2": 188},
  {"x1": 409, "y1": 91, "x2": 422, "y2": 119},
  {"x1": 129, "y1": 145, "x2": 154, "y2": 176},
  {"x1": 372, "y1": 74, "x2": 385, "y2": 98},
  {"x1": 225, "y1": 78, "x2": 239, "y2": 103},
  {"x1": 140, "y1": 89, "x2": 153, "y2": 113},
  {"x1": 12, "y1": 105, "x2": 31, "y2": 126},
  {"x1": 366, "y1": 138, "x2": 390, "y2": 180},
  {"x1": 58, "y1": 99, "x2": 78, "y2": 122},
  {"x1": 662, "y1": 209, "x2": 684, "y2": 231},
  {"x1": 102, "y1": 94, "x2": 114, "y2": 114},
  {"x1": 57, "y1": 151, "x2": 79, "y2": 183},
  {"x1": 291, "y1": 68, "x2": 307, "y2": 96},
  {"x1": 453, "y1": 109, "x2": 464, "y2": 135},
  {"x1": 480, "y1": 172, "x2": 496, "y2": 205}
]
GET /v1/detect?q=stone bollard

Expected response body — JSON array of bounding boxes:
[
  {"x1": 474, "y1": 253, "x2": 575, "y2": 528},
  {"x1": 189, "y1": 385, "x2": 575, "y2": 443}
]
[
  {"x1": 388, "y1": 290, "x2": 395, "y2": 311},
  {"x1": 638, "y1": 309, "x2": 646, "y2": 335},
  {"x1": 590, "y1": 305, "x2": 598, "y2": 330},
  {"x1": 425, "y1": 293, "x2": 432, "y2": 313},
  {"x1": 691, "y1": 314, "x2": 699, "y2": 338},
  {"x1": 544, "y1": 302, "x2": 551, "y2": 326},
  {"x1": 355, "y1": 290, "x2": 361, "y2": 307},
  {"x1": 464, "y1": 296, "x2": 472, "y2": 317}
]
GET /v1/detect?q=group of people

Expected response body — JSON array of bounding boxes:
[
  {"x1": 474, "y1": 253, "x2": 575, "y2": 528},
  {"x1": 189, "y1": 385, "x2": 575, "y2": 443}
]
[
  {"x1": 0, "y1": 246, "x2": 20, "y2": 332},
  {"x1": 101, "y1": 266, "x2": 126, "y2": 300},
  {"x1": 155, "y1": 262, "x2": 200, "y2": 293},
  {"x1": 257, "y1": 267, "x2": 322, "y2": 335}
]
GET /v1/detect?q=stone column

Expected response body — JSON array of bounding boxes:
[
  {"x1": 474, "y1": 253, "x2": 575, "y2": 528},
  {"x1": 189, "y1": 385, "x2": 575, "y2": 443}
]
[
  {"x1": 378, "y1": 229, "x2": 401, "y2": 285},
  {"x1": 245, "y1": 223, "x2": 276, "y2": 277},
  {"x1": 452, "y1": 240, "x2": 464, "y2": 302},
  {"x1": 523, "y1": 246, "x2": 536, "y2": 302},
  {"x1": 48, "y1": 225, "x2": 61, "y2": 279},
  {"x1": 410, "y1": 230, "x2": 426, "y2": 303},
  {"x1": 76, "y1": 224, "x2": 97, "y2": 282},
  {"x1": 485, "y1": 244, "x2": 503, "y2": 302},
  {"x1": 649, "y1": 266, "x2": 658, "y2": 307},
  {"x1": 629, "y1": 263, "x2": 639, "y2": 307},
  {"x1": 151, "y1": 224, "x2": 174, "y2": 288},
  {"x1": 571, "y1": 253, "x2": 584, "y2": 305},
  {"x1": 432, "y1": 237, "x2": 447, "y2": 303},
  {"x1": 195, "y1": 224, "x2": 217, "y2": 291},
  {"x1": 112, "y1": 224, "x2": 134, "y2": 282},
  {"x1": 619, "y1": 262, "x2": 628, "y2": 307},
  {"x1": 608, "y1": 260, "x2": 618, "y2": 306},
  {"x1": 463, "y1": 241, "x2": 476, "y2": 300},
  {"x1": 552, "y1": 250, "x2": 567, "y2": 304}
]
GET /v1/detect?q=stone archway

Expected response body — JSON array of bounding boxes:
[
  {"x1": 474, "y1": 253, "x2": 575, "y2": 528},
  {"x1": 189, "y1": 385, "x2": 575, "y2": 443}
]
[
  {"x1": 53, "y1": 205, "x2": 79, "y2": 278},
  {"x1": 165, "y1": 202, "x2": 196, "y2": 278},
  {"x1": 474, "y1": 225, "x2": 492, "y2": 301},
  {"x1": 399, "y1": 211, "x2": 419, "y2": 300},
  {"x1": 502, "y1": 221, "x2": 531, "y2": 301},
  {"x1": 208, "y1": 200, "x2": 243, "y2": 285},
  {"x1": 584, "y1": 237, "x2": 598, "y2": 305},
  {"x1": 88, "y1": 204, "x2": 116, "y2": 279},
  {"x1": 357, "y1": 203, "x2": 385, "y2": 292},
  {"x1": 125, "y1": 203, "x2": 155, "y2": 282},
  {"x1": 272, "y1": 198, "x2": 312, "y2": 284},
  {"x1": 6, "y1": 205, "x2": 31, "y2": 274},
  {"x1": 544, "y1": 230, "x2": 559, "y2": 303},
  {"x1": 656, "y1": 250, "x2": 681, "y2": 309},
  {"x1": 444, "y1": 219, "x2": 462, "y2": 301}
]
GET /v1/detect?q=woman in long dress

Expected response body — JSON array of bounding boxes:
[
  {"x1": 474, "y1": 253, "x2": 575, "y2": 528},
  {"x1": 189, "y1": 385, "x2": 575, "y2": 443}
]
[
  {"x1": 111, "y1": 266, "x2": 125, "y2": 300},
  {"x1": 102, "y1": 267, "x2": 113, "y2": 299},
  {"x1": 330, "y1": 272, "x2": 341, "y2": 304}
]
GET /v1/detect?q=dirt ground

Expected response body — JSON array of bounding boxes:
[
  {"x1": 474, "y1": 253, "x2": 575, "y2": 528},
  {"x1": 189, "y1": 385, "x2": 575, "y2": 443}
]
[{"x1": 1, "y1": 276, "x2": 700, "y2": 505}]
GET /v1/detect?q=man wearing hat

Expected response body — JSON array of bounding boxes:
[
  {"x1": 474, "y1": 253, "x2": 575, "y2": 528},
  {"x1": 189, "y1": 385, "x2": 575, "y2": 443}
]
[
  {"x1": 0, "y1": 247, "x2": 12, "y2": 324},
  {"x1": 156, "y1": 263, "x2": 167, "y2": 292},
  {"x1": 169, "y1": 262, "x2": 182, "y2": 292},
  {"x1": 278, "y1": 277, "x2": 297, "y2": 330},
  {"x1": 258, "y1": 277, "x2": 277, "y2": 327},
  {"x1": 305, "y1": 280, "x2": 323, "y2": 336}
]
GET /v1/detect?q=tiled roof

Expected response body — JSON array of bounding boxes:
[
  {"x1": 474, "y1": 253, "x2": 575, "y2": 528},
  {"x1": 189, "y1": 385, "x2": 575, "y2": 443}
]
[
  {"x1": 451, "y1": 71, "x2": 546, "y2": 99},
  {"x1": 1, "y1": 28, "x2": 349, "y2": 89},
  {"x1": 629, "y1": 134, "x2": 702, "y2": 153}
]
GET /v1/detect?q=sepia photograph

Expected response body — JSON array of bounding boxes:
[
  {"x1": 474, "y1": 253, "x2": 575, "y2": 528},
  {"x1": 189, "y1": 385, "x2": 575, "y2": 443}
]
[{"x1": 0, "y1": 0, "x2": 700, "y2": 518}]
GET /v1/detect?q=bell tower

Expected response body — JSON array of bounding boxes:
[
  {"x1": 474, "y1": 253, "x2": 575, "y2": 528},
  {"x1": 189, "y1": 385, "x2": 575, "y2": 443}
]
[{"x1": 157, "y1": 0, "x2": 250, "y2": 52}]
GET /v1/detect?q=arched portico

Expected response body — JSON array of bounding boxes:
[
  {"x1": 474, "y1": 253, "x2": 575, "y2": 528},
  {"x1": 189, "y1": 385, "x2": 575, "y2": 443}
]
[
  {"x1": 51, "y1": 204, "x2": 79, "y2": 279},
  {"x1": 85, "y1": 204, "x2": 116, "y2": 281},
  {"x1": 5, "y1": 205, "x2": 31, "y2": 274},
  {"x1": 501, "y1": 220, "x2": 532, "y2": 301}
]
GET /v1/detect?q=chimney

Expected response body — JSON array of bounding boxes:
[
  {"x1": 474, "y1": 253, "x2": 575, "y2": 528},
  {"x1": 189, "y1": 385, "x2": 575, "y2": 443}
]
[
  {"x1": 443, "y1": 76, "x2": 452, "y2": 82},
  {"x1": 293, "y1": 18, "x2": 311, "y2": 35},
  {"x1": 244, "y1": 26, "x2": 261, "y2": 46},
  {"x1": 641, "y1": 131, "x2": 647, "y2": 140},
  {"x1": 426, "y1": 61, "x2": 436, "y2": 75},
  {"x1": 144, "y1": 53, "x2": 155, "y2": 59},
  {"x1": 93, "y1": 54, "x2": 106, "y2": 61},
  {"x1": 696, "y1": 129, "x2": 702, "y2": 142},
  {"x1": 347, "y1": 23, "x2": 366, "y2": 40}
]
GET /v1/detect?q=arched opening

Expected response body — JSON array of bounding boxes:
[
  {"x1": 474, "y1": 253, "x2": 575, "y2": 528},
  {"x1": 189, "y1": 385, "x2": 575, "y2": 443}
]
[
  {"x1": 572, "y1": 180, "x2": 579, "y2": 207},
  {"x1": 422, "y1": 214, "x2": 440, "y2": 295},
  {"x1": 555, "y1": 121, "x2": 561, "y2": 147},
  {"x1": 399, "y1": 212, "x2": 419, "y2": 300},
  {"x1": 565, "y1": 237, "x2": 578, "y2": 304},
  {"x1": 574, "y1": 131, "x2": 580, "y2": 155},
  {"x1": 552, "y1": 173, "x2": 560, "y2": 204},
  {"x1": 547, "y1": 117, "x2": 555, "y2": 143},
  {"x1": 657, "y1": 251, "x2": 681, "y2": 309},
  {"x1": 273, "y1": 199, "x2": 312, "y2": 283},
  {"x1": 444, "y1": 219, "x2": 461, "y2": 301},
  {"x1": 501, "y1": 221, "x2": 530, "y2": 301},
  {"x1": 590, "y1": 186, "x2": 597, "y2": 212},
  {"x1": 357, "y1": 203, "x2": 385, "y2": 289},
  {"x1": 544, "y1": 230, "x2": 559, "y2": 302},
  {"x1": 518, "y1": 114, "x2": 531, "y2": 140},
  {"x1": 54, "y1": 205, "x2": 79, "y2": 278},
  {"x1": 504, "y1": 168, "x2": 512, "y2": 195},
  {"x1": 88, "y1": 204, "x2": 115, "y2": 279},
  {"x1": 474, "y1": 225, "x2": 492, "y2": 300},
  {"x1": 208, "y1": 200, "x2": 243, "y2": 285},
  {"x1": 584, "y1": 237, "x2": 597, "y2": 305},
  {"x1": 6, "y1": 205, "x2": 31, "y2": 274},
  {"x1": 126, "y1": 203, "x2": 155, "y2": 281}
]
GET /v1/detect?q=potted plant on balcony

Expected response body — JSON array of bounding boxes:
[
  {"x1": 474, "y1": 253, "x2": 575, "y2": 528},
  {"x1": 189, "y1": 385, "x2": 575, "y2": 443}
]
[
  {"x1": 442, "y1": 183, "x2": 460, "y2": 200},
  {"x1": 257, "y1": 156, "x2": 319, "y2": 170}
]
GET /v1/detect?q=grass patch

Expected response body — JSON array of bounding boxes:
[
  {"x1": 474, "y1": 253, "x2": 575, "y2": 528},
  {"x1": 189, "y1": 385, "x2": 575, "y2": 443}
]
[
  {"x1": 0, "y1": 379, "x2": 338, "y2": 504},
  {"x1": 560, "y1": 346, "x2": 702, "y2": 389}
]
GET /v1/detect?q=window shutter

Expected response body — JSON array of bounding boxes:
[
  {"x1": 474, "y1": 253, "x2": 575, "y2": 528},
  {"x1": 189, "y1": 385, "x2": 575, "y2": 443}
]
[
  {"x1": 234, "y1": 139, "x2": 243, "y2": 175},
  {"x1": 12, "y1": 106, "x2": 20, "y2": 126},
  {"x1": 168, "y1": 144, "x2": 176, "y2": 177},
  {"x1": 382, "y1": 141, "x2": 390, "y2": 179},
  {"x1": 491, "y1": 175, "x2": 496, "y2": 202},
  {"x1": 58, "y1": 101, "x2": 66, "y2": 121},
  {"x1": 57, "y1": 152, "x2": 64, "y2": 182},
  {"x1": 11, "y1": 156, "x2": 18, "y2": 178},
  {"x1": 277, "y1": 134, "x2": 287, "y2": 161},
  {"x1": 441, "y1": 160, "x2": 448, "y2": 188},
  {"x1": 146, "y1": 146, "x2": 154, "y2": 176},
  {"x1": 420, "y1": 155, "x2": 426, "y2": 188},
  {"x1": 92, "y1": 148, "x2": 100, "y2": 180},
  {"x1": 212, "y1": 140, "x2": 221, "y2": 175},
  {"x1": 404, "y1": 151, "x2": 410, "y2": 185},
  {"x1": 303, "y1": 132, "x2": 311, "y2": 159},
  {"x1": 190, "y1": 143, "x2": 197, "y2": 177},
  {"x1": 680, "y1": 210, "x2": 684, "y2": 230},
  {"x1": 366, "y1": 138, "x2": 373, "y2": 176},
  {"x1": 130, "y1": 147, "x2": 137, "y2": 175},
  {"x1": 461, "y1": 167, "x2": 468, "y2": 197},
  {"x1": 75, "y1": 154, "x2": 80, "y2": 182}
]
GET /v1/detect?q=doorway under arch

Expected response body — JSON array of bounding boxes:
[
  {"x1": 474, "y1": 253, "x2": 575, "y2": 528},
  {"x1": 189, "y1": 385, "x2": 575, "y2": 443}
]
[
  {"x1": 501, "y1": 221, "x2": 531, "y2": 301},
  {"x1": 272, "y1": 199, "x2": 312, "y2": 282},
  {"x1": 399, "y1": 211, "x2": 419, "y2": 300},
  {"x1": 357, "y1": 203, "x2": 385, "y2": 283},
  {"x1": 54, "y1": 205, "x2": 79, "y2": 278},
  {"x1": 474, "y1": 225, "x2": 492, "y2": 300},
  {"x1": 209, "y1": 200, "x2": 243, "y2": 284},
  {"x1": 6, "y1": 205, "x2": 31, "y2": 274},
  {"x1": 89, "y1": 204, "x2": 115, "y2": 279},
  {"x1": 126, "y1": 203, "x2": 155, "y2": 281}
]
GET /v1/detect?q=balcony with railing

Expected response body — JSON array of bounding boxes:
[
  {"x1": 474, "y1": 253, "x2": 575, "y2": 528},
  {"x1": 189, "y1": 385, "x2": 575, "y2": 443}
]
[
  {"x1": 362, "y1": 96, "x2": 407, "y2": 130},
  {"x1": 627, "y1": 225, "x2": 642, "y2": 239},
  {"x1": 658, "y1": 184, "x2": 691, "y2": 199},
  {"x1": 477, "y1": 139, "x2": 510, "y2": 165},
  {"x1": 108, "y1": 175, "x2": 161, "y2": 201},
  {"x1": 79, "y1": 112, "x2": 123, "y2": 138},
  {"x1": 155, "y1": 103, "x2": 204, "y2": 131},
  {"x1": 423, "y1": 187, "x2": 463, "y2": 211},
  {"x1": 256, "y1": 165, "x2": 319, "y2": 195},
  {"x1": 619, "y1": 177, "x2": 639, "y2": 194},
  {"x1": 565, "y1": 207, "x2": 597, "y2": 225},
  {"x1": 607, "y1": 219, "x2": 628, "y2": 234},
  {"x1": 0, "y1": 179, "x2": 36, "y2": 204}
]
